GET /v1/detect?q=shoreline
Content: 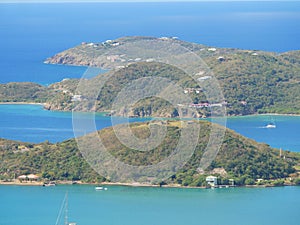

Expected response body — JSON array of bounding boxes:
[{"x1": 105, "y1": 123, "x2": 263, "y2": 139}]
[
  {"x1": 0, "y1": 180, "x2": 184, "y2": 188},
  {"x1": 0, "y1": 180, "x2": 297, "y2": 189},
  {"x1": 0, "y1": 180, "x2": 44, "y2": 186},
  {"x1": 228, "y1": 113, "x2": 300, "y2": 118},
  {"x1": 0, "y1": 102, "x2": 299, "y2": 118},
  {"x1": 0, "y1": 102, "x2": 44, "y2": 106},
  {"x1": 257, "y1": 113, "x2": 300, "y2": 117}
]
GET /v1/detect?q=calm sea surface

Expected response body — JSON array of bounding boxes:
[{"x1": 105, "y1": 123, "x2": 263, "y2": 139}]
[
  {"x1": 0, "y1": 2, "x2": 300, "y2": 84},
  {"x1": 1, "y1": 185, "x2": 300, "y2": 225},
  {"x1": 0, "y1": 1, "x2": 299, "y2": 149},
  {"x1": 0, "y1": 104, "x2": 149, "y2": 143},
  {"x1": 0, "y1": 104, "x2": 299, "y2": 152}
]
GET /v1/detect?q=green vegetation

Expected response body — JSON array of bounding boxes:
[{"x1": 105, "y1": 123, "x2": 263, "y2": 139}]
[
  {"x1": 45, "y1": 36, "x2": 300, "y2": 116},
  {"x1": 0, "y1": 36, "x2": 299, "y2": 117},
  {"x1": 207, "y1": 52, "x2": 300, "y2": 115},
  {"x1": 0, "y1": 82, "x2": 54, "y2": 103},
  {"x1": 1, "y1": 121, "x2": 299, "y2": 187},
  {"x1": 92, "y1": 62, "x2": 195, "y2": 117},
  {"x1": 1, "y1": 37, "x2": 299, "y2": 188},
  {"x1": 293, "y1": 178, "x2": 300, "y2": 185},
  {"x1": 0, "y1": 138, "x2": 104, "y2": 183},
  {"x1": 46, "y1": 56, "x2": 300, "y2": 117}
]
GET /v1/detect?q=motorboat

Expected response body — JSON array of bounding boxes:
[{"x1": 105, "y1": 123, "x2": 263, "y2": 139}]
[
  {"x1": 95, "y1": 186, "x2": 108, "y2": 191},
  {"x1": 266, "y1": 123, "x2": 276, "y2": 128}
]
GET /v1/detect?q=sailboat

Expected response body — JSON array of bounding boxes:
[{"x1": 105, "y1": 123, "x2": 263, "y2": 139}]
[{"x1": 55, "y1": 192, "x2": 76, "y2": 225}]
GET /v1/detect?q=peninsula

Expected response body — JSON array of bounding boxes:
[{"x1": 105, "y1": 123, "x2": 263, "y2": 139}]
[{"x1": 1, "y1": 36, "x2": 299, "y2": 118}]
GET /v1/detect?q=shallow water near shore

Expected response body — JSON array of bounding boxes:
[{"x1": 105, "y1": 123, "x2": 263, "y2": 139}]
[{"x1": 1, "y1": 184, "x2": 300, "y2": 225}]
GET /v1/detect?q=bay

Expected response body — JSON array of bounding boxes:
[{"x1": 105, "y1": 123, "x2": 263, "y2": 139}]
[
  {"x1": 0, "y1": 184, "x2": 300, "y2": 225},
  {"x1": 0, "y1": 104, "x2": 299, "y2": 153},
  {"x1": 0, "y1": 104, "x2": 149, "y2": 143},
  {"x1": 224, "y1": 115, "x2": 300, "y2": 152}
]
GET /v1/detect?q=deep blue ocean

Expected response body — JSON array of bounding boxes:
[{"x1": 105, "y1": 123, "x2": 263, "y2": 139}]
[
  {"x1": 0, "y1": 2, "x2": 300, "y2": 84},
  {"x1": 0, "y1": 3, "x2": 300, "y2": 225}
]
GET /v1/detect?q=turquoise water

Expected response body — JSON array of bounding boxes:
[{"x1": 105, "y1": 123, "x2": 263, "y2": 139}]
[
  {"x1": 1, "y1": 185, "x2": 300, "y2": 225},
  {"x1": 0, "y1": 104, "x2": 299, "y2": 152}
]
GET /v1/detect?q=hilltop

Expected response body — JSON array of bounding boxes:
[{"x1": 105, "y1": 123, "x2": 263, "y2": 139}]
[{"x1": 1, "y1": 121, "x2": 300, "y2": 187}]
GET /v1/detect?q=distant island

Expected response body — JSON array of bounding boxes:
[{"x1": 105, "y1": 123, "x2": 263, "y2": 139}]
[
  {"x1": 1, "y1": 36, "x2": 300, "y2": 118},
  {"x1": 1, "y1": 120, "x2": 300, "y2": 187}
]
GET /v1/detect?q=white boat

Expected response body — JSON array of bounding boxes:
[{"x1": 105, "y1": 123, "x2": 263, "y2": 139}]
[
  {"x1": 55, "y1": 192, "x2": 76, "y2": 225},
  {"x1": 95, "y1": 186, "x2": 108, "y2": 191},
  {"x1": 43, "y1": 181, "x2": 56, "y2": 187},
  {"x1": 266, "y1": 123, "x2": 276, "y2": 128},
  {"x1": 265, "y1": 115, "x2": 276, "y2": 128}
]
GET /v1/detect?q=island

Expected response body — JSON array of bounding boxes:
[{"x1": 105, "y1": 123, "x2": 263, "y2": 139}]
[
  {"x1": 1, "y1": 36, "x2": 300, "y2": 117},
  {"x1": 0, "y1": 120, "x2": 300, "y2": 187}
]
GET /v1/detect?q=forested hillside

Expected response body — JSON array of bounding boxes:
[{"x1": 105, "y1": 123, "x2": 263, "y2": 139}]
[
  {"x1": 1, "y1": 121, "x2": 299, "y2": 186},
  {"x1": 1, "y1": 36, "x2": 299, "y2": 117}
]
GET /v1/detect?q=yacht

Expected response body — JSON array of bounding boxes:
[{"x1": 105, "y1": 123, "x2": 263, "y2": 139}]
[
  {"x1": 95, "y1": 186, "x2": 108, "y2": 191},
  {"x1": 266, "y1": 123, "x2": 276, "y2": 128}
]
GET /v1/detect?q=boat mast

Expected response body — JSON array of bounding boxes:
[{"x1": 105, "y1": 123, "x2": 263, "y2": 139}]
[
  {"x1": 65, "y1": 192, "x2": 68, "y2": 225},
  {"x1": 55, "y1": 192, "x2": 72, "y2": 225}
]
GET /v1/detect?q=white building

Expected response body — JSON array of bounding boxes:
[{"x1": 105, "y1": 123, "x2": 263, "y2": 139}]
[
  {"x1": 198, "y1": 76, "x2": 212, "y2": 81},
  {"x1": 72, "y1": 95, "x2": 82, "y2": 102},
  {"x1": 206, "y1": 176, "x2": 218, "y2": 187},
  {"x1": 208, "y1": 47, "x2": 217, "y2": 52}
]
